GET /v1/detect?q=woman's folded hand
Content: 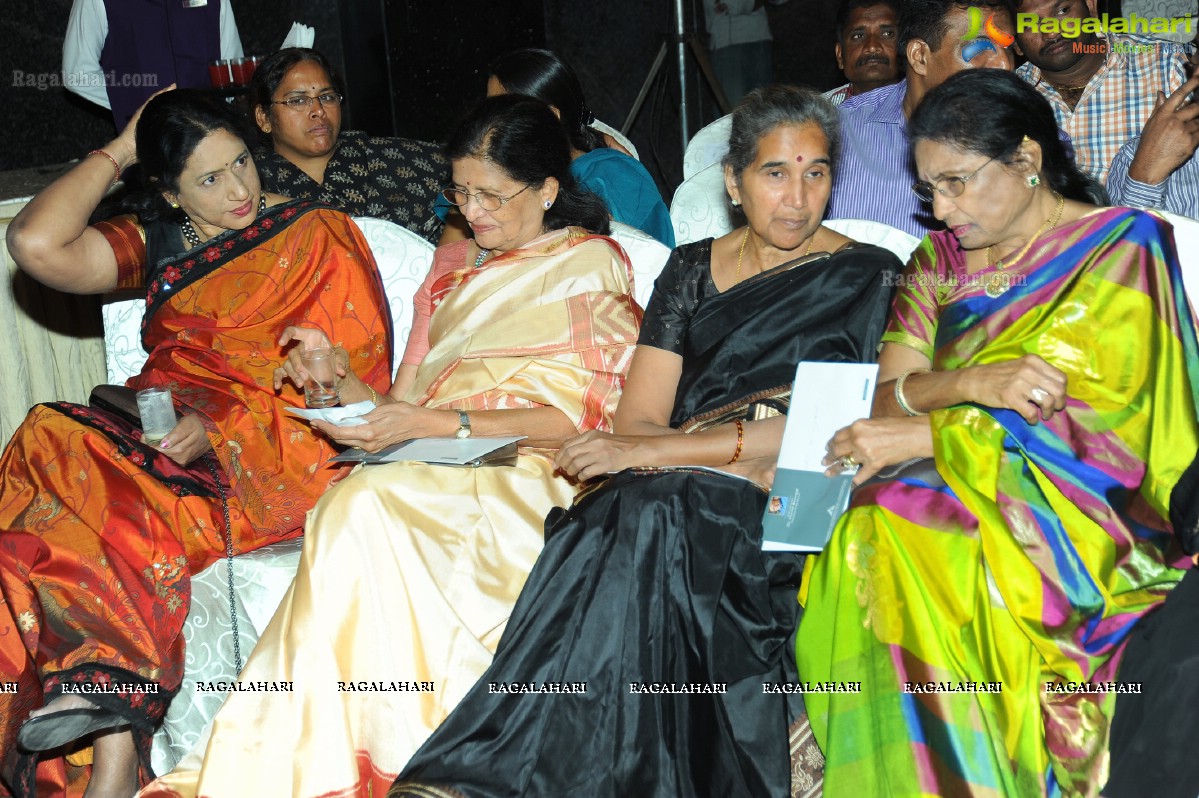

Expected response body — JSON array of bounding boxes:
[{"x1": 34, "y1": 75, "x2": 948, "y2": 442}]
[
  {"x1": 959, "y1": 354, "x2": 1067, "y2": 424},
  {"x1": 555, "y1": 430, "x2": 644, "y2": 481}
]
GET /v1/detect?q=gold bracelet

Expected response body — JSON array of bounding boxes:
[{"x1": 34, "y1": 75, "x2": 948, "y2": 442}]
[
  {"x1": 727, "y1": 419, "x2": 745, "y2": 464},
  {"x1": 88, "y1": 149, "x2": 121, "y2": 186},
  {"x1": 895, "y1": 368, "x2": 930, "y2": 416},
  {"x1": 368, "y1": 385, "x2": 379, "y2": 405}
]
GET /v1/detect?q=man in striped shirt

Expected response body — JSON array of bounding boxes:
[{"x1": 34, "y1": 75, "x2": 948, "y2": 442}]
[
  {"x1": 827, "y1": 0, "x2": 1016, "y2": 237},
  {"x1": 1013, "y1": 0, "x2": 1188, "y2": 186},
  {"x1": 824, "y1": 0, "x2": 903, "y2": 106}
]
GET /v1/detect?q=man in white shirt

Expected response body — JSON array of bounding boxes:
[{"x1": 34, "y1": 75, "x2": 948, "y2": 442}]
[
  {"x1": 62, "y1": 0, "x2": 242, "y2": 129},
  {"x1": 702, "y1": 0, "x2": 791, "y2": 104}
]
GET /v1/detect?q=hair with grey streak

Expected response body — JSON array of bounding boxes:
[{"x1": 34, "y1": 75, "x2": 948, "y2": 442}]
[{"x1": 722, "y1": 85, "x2": 841, "y2": 185}]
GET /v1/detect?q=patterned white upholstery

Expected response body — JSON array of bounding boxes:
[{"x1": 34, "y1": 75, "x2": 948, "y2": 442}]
[
  {"x1": 352, "y1": 216, "x2": 435, "y2": 374},
  {"x1": 821, "y1": 218, "x2": 922, "y2": 264},
  {"x1": 609, "y1": 221, "x2": 673, "y2": 308},
  {"x1": 670, "y1": 163, "x2": 737, "y2": 247},
  {"x1": 682, "y1": 115, "x2": 732, "y2": 180},
  {"x1": 120, "y1": 216, "x2": 431, "y2": 772}
]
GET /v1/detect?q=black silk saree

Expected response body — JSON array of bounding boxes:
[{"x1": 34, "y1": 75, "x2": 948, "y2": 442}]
[{"x1": 391, "y1": 240, "x2": 900, "y2": 798}]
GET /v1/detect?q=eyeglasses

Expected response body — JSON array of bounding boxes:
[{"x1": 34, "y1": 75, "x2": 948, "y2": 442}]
[
  {"x1": 441, "y1": 184, "x2": 531, "y2": 212},
  {"x1": 272, "y1": 92, "x2": 343, "y2": 110},
  {"x1": 911, "y1": 157, "x2": 996, "y2": 203}
]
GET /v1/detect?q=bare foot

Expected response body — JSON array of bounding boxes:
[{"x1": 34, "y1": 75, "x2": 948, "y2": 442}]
[
  {"x1": 83, "y1": 726, "x2": 138, "y2": 798},
  {"x1": 27, "y1": 693, "x2": 99, "y2": 718}
]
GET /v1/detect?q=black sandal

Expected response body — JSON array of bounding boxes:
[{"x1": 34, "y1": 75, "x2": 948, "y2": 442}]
[{"x1": 16, "y1": 707, "x2": 129, "y2": 752}]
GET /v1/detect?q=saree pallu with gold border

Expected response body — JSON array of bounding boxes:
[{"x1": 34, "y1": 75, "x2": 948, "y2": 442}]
[
  {"x1": 141, "y1": 228, "x2": 640, "y2": 798},
  {"x1": 0, "y1": 201, "x2": 392, "y2": 798},
  {"x1": 798, "y1": 208, "x2": 1199, "y2": 797},
  {"x1": 391, "y1": 242, "x2": 899, "y2": 798}
]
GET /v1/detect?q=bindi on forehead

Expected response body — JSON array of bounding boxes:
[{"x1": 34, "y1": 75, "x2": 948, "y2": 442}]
[{"x1": 796, "y1": 155, "x2": 803, "y2": 162}]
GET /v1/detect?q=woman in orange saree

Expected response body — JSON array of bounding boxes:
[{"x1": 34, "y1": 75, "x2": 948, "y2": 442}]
[{"x1": 0, "y1": 90, "x2": 391, "y2": 798}]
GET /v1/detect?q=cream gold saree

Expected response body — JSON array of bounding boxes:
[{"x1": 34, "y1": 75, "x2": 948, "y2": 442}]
[{"x1": 142, "y1": 228, "x2": 640, "y2": 798}]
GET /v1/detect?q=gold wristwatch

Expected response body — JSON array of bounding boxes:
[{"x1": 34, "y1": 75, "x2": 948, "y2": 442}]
[{"x1": 454, "y1": 410, "x2": 472, "y2": 439}]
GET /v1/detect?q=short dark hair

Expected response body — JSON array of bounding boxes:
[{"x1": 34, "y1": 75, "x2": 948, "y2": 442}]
[
  {"x1": 250, "y1": 47, "x2": 345, "y2": 132},
  {"x1": 835, "y1": 0, "x2": 902, "y2": 42},
  {"x1": 131, "y1": 89, "x2": 253, "y2": 222},
  {"x1": 488, "y1": 48, "x2": 605, "y2": 154},
  {"x1": 908, "y1": 69, "x2": 1106, "y2": 204},
  {"x1": 900, "y1": 0, "x2": 1014, "y2": 52},
  {"x1": 722, "y1": 85, "x2": 841, "y2": 185},
  {"x1": 446, "y1": 95, "x2": 610, "y2": 235}
]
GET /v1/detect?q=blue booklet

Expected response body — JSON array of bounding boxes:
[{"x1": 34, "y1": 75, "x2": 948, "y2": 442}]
[{"x1": 761, "y1": 362, "x2": 878, "y2": 552}]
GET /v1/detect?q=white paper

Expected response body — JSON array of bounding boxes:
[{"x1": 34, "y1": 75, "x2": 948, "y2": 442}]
[
  {"x1": 285, "y1": 400, "x2": 375, "y2": 426},
  {"x1": 761, "y1": 361, "x2": 878, "y2": 552},
  {"x1": 776, "y1": 362, "x2": 879, "y2": 472},
  {"x1": 280, "y1": 23, "x2": 315, "y2": 50}
]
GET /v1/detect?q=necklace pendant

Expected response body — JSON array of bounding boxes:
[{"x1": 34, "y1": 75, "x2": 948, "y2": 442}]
[{"x1": 984, "y1": 271, "x2": 1011, "y2": 298}]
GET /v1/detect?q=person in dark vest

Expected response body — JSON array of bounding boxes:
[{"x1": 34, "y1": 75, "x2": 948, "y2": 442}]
[{"x1": 62, "y1": 0, "x2": 242, "y2": 128}]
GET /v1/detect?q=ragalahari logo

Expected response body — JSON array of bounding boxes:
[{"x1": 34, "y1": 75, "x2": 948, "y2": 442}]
[{"x1": 961, "y1": 7, "x2": 1015, "y2": 61}]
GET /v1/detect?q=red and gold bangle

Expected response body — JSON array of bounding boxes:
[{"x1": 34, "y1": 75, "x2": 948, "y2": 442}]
[
  {"x1": 88, "y1": 149, "x2": 122, "y2": 186},
  {"x1": 727, "y1": 419, "x2": 745, "y2": 465}
]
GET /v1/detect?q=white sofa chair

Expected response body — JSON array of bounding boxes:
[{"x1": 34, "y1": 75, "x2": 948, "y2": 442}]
[
  {"x1": 609, "y1": 221, "x2": 673, "y2": 308},
  {"x1": 682, "y1": 115, "x2": 732, "y2": 180},
  {"x1": 822, "y1": 218, "x2": 922, "y2": 264},
  {"x1": 1158, "y1": 210, "x2": 1199, "y2": 309},
  {"x1": 670, "y1": 162, "x2": 737, "y2": 246}
]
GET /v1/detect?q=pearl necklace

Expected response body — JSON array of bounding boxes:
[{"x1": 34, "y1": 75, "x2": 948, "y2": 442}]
[
  {"x1": 181, "y1": 194, "x2": 267, "y2": 249},
  {"x1": 474, "y1": 248, "x2": 490, "y2": 268}
]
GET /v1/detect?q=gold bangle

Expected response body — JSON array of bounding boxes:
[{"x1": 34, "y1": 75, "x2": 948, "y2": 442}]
[
  {"x1": 88, "y1": 149, "x2": 121, "y2": 185},
  {"x1": 895, "y1": 368, "x2": 930, "y2": 416},
  {"x1": 727, "y1": 419, "x2": 745, "y2": 465}
]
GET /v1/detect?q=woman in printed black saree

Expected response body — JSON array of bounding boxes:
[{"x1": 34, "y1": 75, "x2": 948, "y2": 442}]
[{"x1": 391, "y1": 86, "x2": 899, "y2": 798}]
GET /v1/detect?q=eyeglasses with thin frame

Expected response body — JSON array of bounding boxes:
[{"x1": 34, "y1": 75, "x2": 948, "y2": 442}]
[
  {"x1": 911, "y1": 157, "x2": 996, "y2": 203},
  {"x1": 272, "y1": 92, "x2": 344, "y2": 110},
  {"x1": 441, "y1": 184, "x2": 532, "y2": 213}
]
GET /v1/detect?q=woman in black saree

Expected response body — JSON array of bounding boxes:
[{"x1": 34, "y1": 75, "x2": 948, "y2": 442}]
[{"x1": 390, "y1": 85, "x2": 900, "y2": 798}]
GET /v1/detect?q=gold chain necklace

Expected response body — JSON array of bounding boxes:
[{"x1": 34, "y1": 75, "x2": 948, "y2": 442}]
[
  {"x1": 982, "y1": 191, "x2": 1065, "y2": 298},
  {"x1": 734, "y1": 227, "x2": 816, "y2": 283}
]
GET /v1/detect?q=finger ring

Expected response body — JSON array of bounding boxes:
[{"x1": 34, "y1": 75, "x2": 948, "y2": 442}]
[
  {"x1": 1030, "y1": 387, "x2": 1048, "y2": 403},
  {"x1": 838, "y1": 454, "x2": 859, "y2": 470}
]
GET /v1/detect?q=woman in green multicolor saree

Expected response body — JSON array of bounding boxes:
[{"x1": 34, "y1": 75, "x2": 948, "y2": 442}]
[{"x1": 799, "y1": 70, "x2": 1199, "y2": 797}]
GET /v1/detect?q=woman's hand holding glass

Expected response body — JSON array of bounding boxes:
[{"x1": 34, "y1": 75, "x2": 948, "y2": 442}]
[
  {"x1": 274, "y1": 325, "x2": 354, "y2": 397},
  {"x1": 155, "y1": 413, "x2": 213, "y2": 466}
]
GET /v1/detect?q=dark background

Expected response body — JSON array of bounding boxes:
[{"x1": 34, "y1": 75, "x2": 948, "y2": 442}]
[{"x1": 1, "y1": 0, "x2": 1125, "y2": 198}]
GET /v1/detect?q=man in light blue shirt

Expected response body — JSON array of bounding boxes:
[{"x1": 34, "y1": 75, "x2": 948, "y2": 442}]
[{"x1": 827, "y1": 0, "x2": 1015, "y2": 237}]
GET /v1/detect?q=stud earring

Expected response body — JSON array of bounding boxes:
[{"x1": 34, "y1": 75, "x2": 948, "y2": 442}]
[
  {"x1": 1028, "y1": 175, "x2": 1040, "y2": 188},
  {"x1": 544, "y1": 200, "x2": 552, "y2": 209},
  {"x1": 730, "y1": 198, "x2": 741, "y2": 207},
  {"x1": 170, "y1": 201, "x2": 180, "y2": 208}
]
